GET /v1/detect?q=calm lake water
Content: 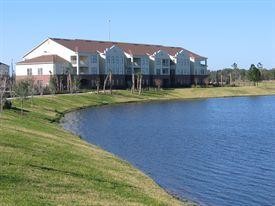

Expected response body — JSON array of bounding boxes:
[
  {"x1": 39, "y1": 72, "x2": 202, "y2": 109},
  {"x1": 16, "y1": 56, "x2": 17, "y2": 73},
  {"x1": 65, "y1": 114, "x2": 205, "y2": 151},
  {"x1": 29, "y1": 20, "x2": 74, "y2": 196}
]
[{"x1": 61, "y1": 95, "x2": 275, "y2": 206}]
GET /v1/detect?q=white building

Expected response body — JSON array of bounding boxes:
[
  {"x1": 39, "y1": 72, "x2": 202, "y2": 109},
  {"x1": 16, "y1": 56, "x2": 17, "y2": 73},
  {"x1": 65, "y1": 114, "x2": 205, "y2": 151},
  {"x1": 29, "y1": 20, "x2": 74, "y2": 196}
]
[{"x1": 16, "y1": 37, "x2": 208, "y2": 88}]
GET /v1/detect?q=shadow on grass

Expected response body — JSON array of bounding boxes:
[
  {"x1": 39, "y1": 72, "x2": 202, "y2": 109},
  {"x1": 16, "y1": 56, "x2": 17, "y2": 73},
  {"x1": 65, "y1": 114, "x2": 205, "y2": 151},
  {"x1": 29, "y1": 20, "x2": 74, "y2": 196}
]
[
  {"x1": 28, "y1": 163, "x2": 137, "y2": 189},
  {"x1": 11, "y1": 107, "x2": 29, "y2": 115}
]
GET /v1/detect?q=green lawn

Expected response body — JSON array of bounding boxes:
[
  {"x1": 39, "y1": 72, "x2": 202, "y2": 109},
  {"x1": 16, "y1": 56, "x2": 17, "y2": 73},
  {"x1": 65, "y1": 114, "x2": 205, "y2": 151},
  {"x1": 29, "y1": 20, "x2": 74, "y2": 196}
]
[{"x1": 1, "y1": 84, "x2": 275, "y2": 205}]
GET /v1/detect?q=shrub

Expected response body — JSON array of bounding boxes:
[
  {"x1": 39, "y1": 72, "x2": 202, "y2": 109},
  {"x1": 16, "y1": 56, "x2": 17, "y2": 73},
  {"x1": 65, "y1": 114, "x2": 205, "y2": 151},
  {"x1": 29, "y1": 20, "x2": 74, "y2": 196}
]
[{"x1": 3, "y1": 99, "x2": 12, "y2": 109}]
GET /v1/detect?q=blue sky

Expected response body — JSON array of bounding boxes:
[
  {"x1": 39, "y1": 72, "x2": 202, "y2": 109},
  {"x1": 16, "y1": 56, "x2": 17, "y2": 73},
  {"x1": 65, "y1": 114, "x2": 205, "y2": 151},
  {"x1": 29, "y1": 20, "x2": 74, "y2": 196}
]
[{"x1": 0, "y1": 0, "x2": 274, "y2": 70}]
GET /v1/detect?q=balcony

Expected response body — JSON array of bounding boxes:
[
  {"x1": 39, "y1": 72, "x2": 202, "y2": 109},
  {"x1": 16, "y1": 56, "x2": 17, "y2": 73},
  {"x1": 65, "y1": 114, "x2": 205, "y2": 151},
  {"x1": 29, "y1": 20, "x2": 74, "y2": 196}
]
[
  {"x1": 70, "y1": 55, "x2": 89, "y2": 67},
  {"x1": 162, "y1": 68, "x2": 169, "y2": 75},
  {"x1": 133, "y1": 62, "x2": 141, "y2": 67},
  {"x1": 79, "y1": 67, "x2": 89, "y2": 75},
  {"x1": 79, "y1": 56, "x2": 88, "y2": 67},
  {"x1": 71, "y1": 56, "x2": 77, "y2": 65},
  {"x1": 133, "y1": 57, "x2": 141, "y2": 68}
]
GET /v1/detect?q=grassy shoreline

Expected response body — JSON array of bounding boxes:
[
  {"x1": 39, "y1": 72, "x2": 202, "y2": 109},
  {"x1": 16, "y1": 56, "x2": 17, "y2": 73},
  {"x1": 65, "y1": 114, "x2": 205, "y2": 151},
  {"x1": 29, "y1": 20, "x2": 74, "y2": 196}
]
[{"x1": 1, "y1": 85, "x2": 275, "y2": 205}]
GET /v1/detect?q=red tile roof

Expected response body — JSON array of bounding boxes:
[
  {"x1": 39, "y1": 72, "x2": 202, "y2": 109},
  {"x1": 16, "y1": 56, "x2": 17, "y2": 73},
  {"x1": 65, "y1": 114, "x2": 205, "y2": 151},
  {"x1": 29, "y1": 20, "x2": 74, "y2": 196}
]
[
  {"x1": 50, "y1": 38, "x2": 206, "y2": 59},
  {"x1": 17, "y1": 55, "x2": 68, "y2": 65}
]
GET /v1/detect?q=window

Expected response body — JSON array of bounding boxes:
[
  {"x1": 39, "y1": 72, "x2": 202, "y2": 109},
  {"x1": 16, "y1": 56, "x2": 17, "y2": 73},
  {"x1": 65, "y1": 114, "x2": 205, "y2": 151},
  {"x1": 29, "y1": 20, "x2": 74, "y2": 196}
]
[
  {"x1": 156, "y1": 69, "x2": 161, "y2": 75},
  {"x1": 27, "y1": 68, "x2": 32, "y2": 76},
  {"x1": 107, "y1": 57, "x2": 110, "y2": 64},
  {"x1": 184, "y1": 59, "x2": 189, "y2": 66},
  {"x1": 91, "y1": 55, "x2": 97, "y2": 63},
  {"x1": 162, "y1": 59, "x2": 169, "y2": 67},
  {"x1": 156, "y1": 58, "x2": 161, "y2": 66},
  {"x1": 71, "y1": 56, "x2": 77, "y2": 64},
  {"x1": 142, "y1": 58, "x2": 145, "y2": 65},
  {"x1": 162, "y1": 68, "x2": 169, "y2": 74},
  {"x1": 38, "y1": 68, "x2": 43, "y2": 75},
  {"x1": 115, "y1": 56, "x2": 119, "y2": 64},
  {"x1": 111, "y1": 56, "x2": 115, "y2": 64}
]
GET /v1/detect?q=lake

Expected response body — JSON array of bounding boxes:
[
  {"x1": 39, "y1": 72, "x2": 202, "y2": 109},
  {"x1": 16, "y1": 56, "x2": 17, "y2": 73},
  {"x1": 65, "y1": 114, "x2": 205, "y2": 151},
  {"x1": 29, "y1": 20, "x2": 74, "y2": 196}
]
[{"x1": 61, "y1": 95, "x2": 275, "y2": 206}]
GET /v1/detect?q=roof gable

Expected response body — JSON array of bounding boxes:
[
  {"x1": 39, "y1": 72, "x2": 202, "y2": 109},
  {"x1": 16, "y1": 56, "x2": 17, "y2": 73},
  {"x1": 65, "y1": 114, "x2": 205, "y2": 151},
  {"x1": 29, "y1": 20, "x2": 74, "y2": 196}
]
[
  {"x1": 17, "y1": 55, "x2": 68, "y2": 65},
  {"x1": 50, "y1": 38, "x2": 206, "y2": 58}
]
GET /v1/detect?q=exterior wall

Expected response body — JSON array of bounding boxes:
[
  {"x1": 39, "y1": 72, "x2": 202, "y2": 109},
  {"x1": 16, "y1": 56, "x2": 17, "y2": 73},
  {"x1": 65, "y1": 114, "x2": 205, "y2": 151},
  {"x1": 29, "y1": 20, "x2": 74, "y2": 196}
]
[
  {"x1": 89, "y1": 53, "x2": 99, "y2": 74},
  {"x1": 76, "y1": 52, "x2": 100, "y2": 75},
  {"x1": 77, "y1": 74, "x2": 100, "y2": 88},
  {"x1": 16, "y1": 62, "x2": 72, "y2": 86},
  {"x1": 16, "y1": 62, "x2": 73, "y2": 76},
  {"x1": 175, "y1": 50, "x2": 191, "y2": 75},
  {"x1": 55, "y1": 62, "x2": 71, "y2": 75},
  {"x1": 175, "y1": 75, "x2": 192, "y2": 86},
  {"x1": 99, "y1": 74, "x2": 126, "y2": 89},
  {"x1": 24, "y1": 39, "x2": 75, "y2": 62},
  {"x1": 153, "y1": 50, "x2": 170, "y2": 75},
  {"x1": 0, "y1": 64, "x2": 9, "y2": 76},
  {"x1": 125, "y1": 57, "x2": 132, "y2": 75},
  {"x1": 193, "y1": 58, "x2": 207, "y2": 75},
  {"x1": 16, "y1": 63, "x2": 54, "y2": 76},
  {"x1": 152, "y1": 75, "x2": 171, "y2": 87},
  {"x1": 132, "y1": 55, "x2": 150, "y2": 75},
  {"x1": 105, "y1": 45, "x2": 125, "y2": 75},
  {"x1": 16, "y1": 75, "x2": 51, "y2": 86}
]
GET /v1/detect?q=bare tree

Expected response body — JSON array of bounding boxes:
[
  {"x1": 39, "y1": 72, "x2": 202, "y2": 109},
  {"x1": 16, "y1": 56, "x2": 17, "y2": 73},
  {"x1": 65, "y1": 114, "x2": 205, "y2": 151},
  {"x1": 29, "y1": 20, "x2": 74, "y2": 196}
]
[
  {"x1": 0, "y1": 76, "x2": 7, "y2": 114},
  {"x1": 67, "y1": 72, "x2": 72, "y2": 93},
  {"x1": 49, "y1": 72, "x2": 58, "y2": 96},
  {"x1": 136, "y1": 74, "x2": 140, "y2": 92},
  {"x1": 103, "y1": 72, "x2": 110, "y2": 94},
  {"x1": 103, "y1": 70, "x2": 112, "y2": 94},
  {"x1": 109, "y1": 70, "x2": 112, "y2": 94},
  {"x1": 72, "y1": 76, "x2": 80, "y2": 93},
  {"x1": 14, "y1": 80, "x2": 30, "y2": 116},
  {"x1": 95, "y1": 78, "x2": 100, "y2": 94},
  {"x1": 131, "y1": 72, "x2": 135, "y2": 94},
  {"x1": 27, "y1": 77, "x2": 35, "y2": 107},
  {"x1": 59, "y1": 75, "x2": 64, "y2": 92},
  {"x1": 257, "y1": 62, "x2": 263, "y2": 69},
  {"x1": 138, "y1": 74, "x2": 142, "y2": 95},
  {"x1": 37, "y1": 81, "x2": 44, "y2": 96},
  {"x1": 155, "y1": 79, "x2": 162, "y2": 91},
  {"x1": 194, "y1": 77, "x2": 198, "y2": 86}
]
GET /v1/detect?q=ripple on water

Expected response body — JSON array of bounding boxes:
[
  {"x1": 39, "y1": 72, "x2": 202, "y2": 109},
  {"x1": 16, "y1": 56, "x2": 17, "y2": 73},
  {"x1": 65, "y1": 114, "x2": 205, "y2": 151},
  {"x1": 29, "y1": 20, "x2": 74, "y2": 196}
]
[{"x1": 61, "y1": 96, "x2": 275, "y2": 206}]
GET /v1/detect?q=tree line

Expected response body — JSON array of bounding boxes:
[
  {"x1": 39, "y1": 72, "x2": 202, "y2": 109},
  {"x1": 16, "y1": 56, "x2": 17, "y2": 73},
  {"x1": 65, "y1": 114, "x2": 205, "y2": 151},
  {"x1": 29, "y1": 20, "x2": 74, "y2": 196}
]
[{"x1": 207, "y1": 63, "x2": 275, "y2": 86}]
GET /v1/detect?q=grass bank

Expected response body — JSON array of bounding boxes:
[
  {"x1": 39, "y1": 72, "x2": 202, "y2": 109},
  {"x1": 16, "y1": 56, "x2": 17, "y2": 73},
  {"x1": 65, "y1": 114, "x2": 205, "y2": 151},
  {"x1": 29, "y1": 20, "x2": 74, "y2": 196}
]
[{"x1": 1, "y1": 84, "x2": 275, "y2": 205}]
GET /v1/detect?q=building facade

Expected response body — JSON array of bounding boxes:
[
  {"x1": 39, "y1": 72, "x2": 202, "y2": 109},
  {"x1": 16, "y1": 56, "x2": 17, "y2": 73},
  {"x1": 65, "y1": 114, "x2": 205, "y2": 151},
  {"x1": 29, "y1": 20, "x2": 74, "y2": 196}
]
[
  {"x1": 0, "y1": 62, "x2": 9, "y2": 76},
  {"x1": 16, "y1": 38, "x2": 208, "y2": 88}
]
